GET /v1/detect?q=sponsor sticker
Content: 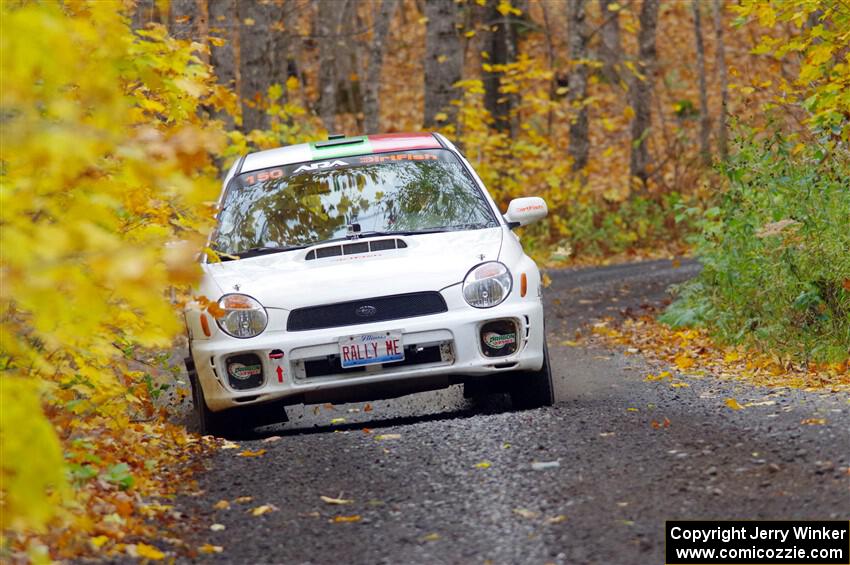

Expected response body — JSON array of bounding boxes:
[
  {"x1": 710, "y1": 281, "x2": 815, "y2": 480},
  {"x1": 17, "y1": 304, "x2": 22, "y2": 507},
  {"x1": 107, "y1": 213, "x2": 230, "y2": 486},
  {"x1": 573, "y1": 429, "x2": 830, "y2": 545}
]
[
  {"x1": 483, "y1": 332, "x2": 517, "y2": 350},
  {"x1": 228, "y1": 362, "x2": 262, "y2": 380}
]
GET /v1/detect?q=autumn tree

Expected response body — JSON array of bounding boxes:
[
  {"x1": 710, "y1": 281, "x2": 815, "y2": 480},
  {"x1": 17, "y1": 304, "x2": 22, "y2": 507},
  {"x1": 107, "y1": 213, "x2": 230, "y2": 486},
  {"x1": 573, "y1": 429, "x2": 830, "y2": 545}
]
[
  {"x1": 713, "y1": 0, "x2": 728, "y2": 159},
  {"x1": 567, "y1": 0, "x2": 591, "y2": 174},
  {"x1": 424, "y1": 0, "x2": 464, "y2": 128},
  {"x1": 692, "y1": 0, "x2": 710, "y2": 165},
  {"x1": 240, "y1": 1, "x2": 286, "y2": 132},
  {"x1": 363, "y1": 0, "x2": 399, "y2": 133},
  {"x1": 597, "y1": 0, "x2": 623, "y2": 86},
  {"x1": 483, "y1": 0, "x2": 523, "y2": 131},
  {"x1": 629, "y1": 0, "x2": 660, "y2": 189}
]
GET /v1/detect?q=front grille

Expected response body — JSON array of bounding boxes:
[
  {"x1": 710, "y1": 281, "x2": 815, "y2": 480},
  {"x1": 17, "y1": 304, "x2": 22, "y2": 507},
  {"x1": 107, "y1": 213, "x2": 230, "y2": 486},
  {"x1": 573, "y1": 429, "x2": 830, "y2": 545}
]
[
  {"x1": 287, "y1": 292, "x2": 447, "y2": 332},
  {"x1": 303, "y1": 343, "x2": 444, "y2": 378}
]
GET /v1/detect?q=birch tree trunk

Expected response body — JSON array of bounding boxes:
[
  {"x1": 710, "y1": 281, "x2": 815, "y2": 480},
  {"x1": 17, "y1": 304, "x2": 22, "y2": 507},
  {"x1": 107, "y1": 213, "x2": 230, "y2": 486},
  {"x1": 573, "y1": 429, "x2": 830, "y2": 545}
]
[
  {"x1": 363, "y1": 0, "x2": 399, "y2": 134},
  {"x1": 597, "y1": 0, "x2": 623, "y2": 86},
  {"x1": 629, "y1": 0, "x2": 660, "y2": 190},
  {"x1": 692, "y1": 0, "x2": 711, "y2": 165},
  {"x1": 567, "y1": 0, "x2": 590, "y2": 174},
  {"x1": 423, "y1": 0, "x2": 464, "y2": 128},
  {"x1": 712, "y1": 0, "x2": 729, "y2": 160}
]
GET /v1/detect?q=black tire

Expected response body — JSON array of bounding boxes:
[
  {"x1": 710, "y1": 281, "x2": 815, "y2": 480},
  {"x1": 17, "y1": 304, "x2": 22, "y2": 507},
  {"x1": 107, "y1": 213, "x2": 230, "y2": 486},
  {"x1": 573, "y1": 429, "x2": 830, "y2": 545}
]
[
  {"x1": 509, "y1": 340, "x2": 554, "y2": 410},
  {"x1": 186, "y1": 356, "x2": 254, "y2": 439}
]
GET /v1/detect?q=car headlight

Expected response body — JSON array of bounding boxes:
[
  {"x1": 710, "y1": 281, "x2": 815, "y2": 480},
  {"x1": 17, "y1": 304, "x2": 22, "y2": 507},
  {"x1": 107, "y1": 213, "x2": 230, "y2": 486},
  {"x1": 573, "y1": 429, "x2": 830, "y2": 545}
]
[
  {"x1": 463, "y1": 262, "x2": 512, "y2": 308},
  {"x1": 216, "y1": 294, "x2": 268, "y2": 338}
]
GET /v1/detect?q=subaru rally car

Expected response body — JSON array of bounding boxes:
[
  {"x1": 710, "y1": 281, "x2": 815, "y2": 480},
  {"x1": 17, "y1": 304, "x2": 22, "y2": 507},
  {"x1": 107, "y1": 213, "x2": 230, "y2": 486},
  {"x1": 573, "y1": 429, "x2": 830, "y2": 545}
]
[{"x1": 185, "y1": 133, "x2": 553, "y2": 437}]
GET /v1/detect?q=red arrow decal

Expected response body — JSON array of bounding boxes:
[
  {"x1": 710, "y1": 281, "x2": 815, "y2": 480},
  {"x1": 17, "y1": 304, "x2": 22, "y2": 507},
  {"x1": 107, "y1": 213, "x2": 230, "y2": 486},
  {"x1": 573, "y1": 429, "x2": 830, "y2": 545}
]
[{"x1": 276, "y1": 366, "x2": 284, "y2": 383}]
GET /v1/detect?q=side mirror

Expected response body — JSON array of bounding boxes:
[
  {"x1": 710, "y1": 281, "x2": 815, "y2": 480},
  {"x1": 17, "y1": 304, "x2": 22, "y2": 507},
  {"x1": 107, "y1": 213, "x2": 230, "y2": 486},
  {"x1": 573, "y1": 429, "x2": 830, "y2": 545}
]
[{"x1": 504, "y1": 197, "x2": 548, "y2": 228}]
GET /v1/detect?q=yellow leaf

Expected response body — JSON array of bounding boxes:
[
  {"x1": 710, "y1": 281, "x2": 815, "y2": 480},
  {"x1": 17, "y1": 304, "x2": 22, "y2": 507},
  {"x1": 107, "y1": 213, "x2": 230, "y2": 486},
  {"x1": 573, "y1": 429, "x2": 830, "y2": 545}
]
[
  {"x1": 474, "y1": 461, "x2": 491, "y2": 469},
  {"x1": 90, "y1": 535, "x2": 109, "y2": 550},
  {"x1": 286, "y1": 76, "x2": 300, "y2": 91},
  {"x1": 332, "y1": 515, "x2": 362, "y2": 523},
  {"x1": 671, "y1": 382, "x2": 690, "y2": 388},
  {"x1": 800, "y1": 418, "x2": 826, "y2": 425},
  {"x1": 420, "y1": 532, "x2": 441, "y2": 542},
  {"x1": 199, "y1": 544, "x2": 224, "y2": 554},
  {"x1": 623, "y1": 105, "x2": 635, "y2": 120},
  {"x1": 213, "y1": 500, "x2": 230, "y2": 510},
  {"x1": 238, "y1": 449, "x2": 266, "y2": 457},
  {"x1": 320, "y1": 495, "x2": 353, "y2": 505},
  {"x1": 433, "y1": 112, "x2": 449, "y2": 122},
  {"x1": 375, "y1": 433, "x2": 401, "y2": 440},
  {"x1": 135, "y1": 543, "x2": 165, "y2": 560},
  {"x1": 724, "y1": 398, "x2": 744, "y2": 411},
  {"x1": 243, "y1": 17, "x2": 255, "y2": 26},
  {"x1": 330, "y1": 418, "x2": 346, "y2": 424},
  {"x1": 513, "y1": 508, "x2": 539, "y2": 518},
  {"x1": 674, "y1": 354, "x2": 695, "y2": 370},
  {"x1": 251, "y1": 504, "x2": 278, "y2": 516}
]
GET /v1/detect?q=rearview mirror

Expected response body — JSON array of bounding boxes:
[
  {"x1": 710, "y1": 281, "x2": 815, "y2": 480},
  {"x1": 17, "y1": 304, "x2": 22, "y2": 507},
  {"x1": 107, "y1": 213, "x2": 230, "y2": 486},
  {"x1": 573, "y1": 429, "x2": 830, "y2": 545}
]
[{"x1": 504, "y1": 197, "x2": 548, "y2": 228}]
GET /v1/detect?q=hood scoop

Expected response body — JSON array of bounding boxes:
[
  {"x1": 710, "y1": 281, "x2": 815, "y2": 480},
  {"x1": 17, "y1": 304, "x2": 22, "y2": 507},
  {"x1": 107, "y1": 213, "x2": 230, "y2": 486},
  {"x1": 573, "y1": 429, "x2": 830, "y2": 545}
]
[{"x1": 305, "y1": 238, "x2": 407, "y2": 261}]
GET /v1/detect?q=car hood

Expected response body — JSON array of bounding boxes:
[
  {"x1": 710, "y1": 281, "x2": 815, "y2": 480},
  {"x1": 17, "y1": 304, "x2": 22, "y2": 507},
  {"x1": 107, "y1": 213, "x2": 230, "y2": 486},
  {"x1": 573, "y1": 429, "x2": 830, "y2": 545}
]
[{"x1": 203, "y1": 228, "x2": 504, "y2": 309}]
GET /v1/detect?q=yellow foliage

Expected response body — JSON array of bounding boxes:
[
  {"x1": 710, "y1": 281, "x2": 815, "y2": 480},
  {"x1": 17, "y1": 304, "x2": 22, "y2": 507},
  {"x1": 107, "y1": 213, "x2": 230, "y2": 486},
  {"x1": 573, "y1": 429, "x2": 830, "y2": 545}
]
[{"x1": 0, "y1": 1, "x2": 225, "y2": 541}]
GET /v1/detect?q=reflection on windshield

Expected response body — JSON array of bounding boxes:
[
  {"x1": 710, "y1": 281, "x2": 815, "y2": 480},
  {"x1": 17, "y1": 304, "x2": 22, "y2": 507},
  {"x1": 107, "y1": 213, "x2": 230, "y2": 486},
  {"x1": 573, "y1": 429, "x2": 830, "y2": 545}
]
[{"x1": 212, "y1": 149, "x2": 497, "y2": 255}]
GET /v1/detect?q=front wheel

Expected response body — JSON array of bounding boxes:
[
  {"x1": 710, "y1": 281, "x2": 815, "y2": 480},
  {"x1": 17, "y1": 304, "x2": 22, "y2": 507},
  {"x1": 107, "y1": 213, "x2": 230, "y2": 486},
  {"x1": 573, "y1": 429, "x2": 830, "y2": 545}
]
[{"x1": 509, "y1": 341, "x2": 554, "y2": 410}]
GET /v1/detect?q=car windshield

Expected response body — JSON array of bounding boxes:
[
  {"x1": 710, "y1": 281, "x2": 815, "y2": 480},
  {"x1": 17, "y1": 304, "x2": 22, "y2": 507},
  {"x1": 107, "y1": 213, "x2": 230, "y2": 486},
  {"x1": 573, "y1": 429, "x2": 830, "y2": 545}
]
[{"x1": 212, "y1": 149, "x2": 498, "y2": 256}]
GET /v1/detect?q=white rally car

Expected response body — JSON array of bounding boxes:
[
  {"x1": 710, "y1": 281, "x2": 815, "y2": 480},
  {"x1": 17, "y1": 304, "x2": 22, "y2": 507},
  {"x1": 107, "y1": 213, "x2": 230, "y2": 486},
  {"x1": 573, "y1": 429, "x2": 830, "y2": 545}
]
[{"x1": 185, "y1": 133, "x2": 553, "y2": 437}]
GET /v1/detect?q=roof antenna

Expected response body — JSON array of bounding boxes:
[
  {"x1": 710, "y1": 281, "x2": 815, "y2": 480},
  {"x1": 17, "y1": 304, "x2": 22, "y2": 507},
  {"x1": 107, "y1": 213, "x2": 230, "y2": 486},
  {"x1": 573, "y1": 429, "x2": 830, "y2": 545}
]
[{"x1": 346, "y1": 223, "x2": 362, "y2": 239}]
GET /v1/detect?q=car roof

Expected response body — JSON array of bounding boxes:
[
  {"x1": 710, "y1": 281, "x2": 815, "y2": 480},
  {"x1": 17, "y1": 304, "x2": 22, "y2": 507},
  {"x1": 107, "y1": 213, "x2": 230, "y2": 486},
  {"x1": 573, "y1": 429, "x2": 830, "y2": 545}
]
[{"x1": 239, "y1": 132, "x2": 445, "y2": 174}]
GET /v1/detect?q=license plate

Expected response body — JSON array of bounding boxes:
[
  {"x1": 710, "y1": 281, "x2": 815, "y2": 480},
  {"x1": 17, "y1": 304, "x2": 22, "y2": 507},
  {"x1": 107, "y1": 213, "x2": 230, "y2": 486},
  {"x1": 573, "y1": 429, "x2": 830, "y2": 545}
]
[{"x1": 339, "y1": 331, "x2": 404, "y2": 369}]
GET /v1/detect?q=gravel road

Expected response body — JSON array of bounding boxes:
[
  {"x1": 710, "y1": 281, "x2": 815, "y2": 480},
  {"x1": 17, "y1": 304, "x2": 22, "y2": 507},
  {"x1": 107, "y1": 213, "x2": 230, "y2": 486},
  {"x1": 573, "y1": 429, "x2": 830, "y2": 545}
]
[{"x1": 174, "y1": 259, "x2": 849, "y2": 564}]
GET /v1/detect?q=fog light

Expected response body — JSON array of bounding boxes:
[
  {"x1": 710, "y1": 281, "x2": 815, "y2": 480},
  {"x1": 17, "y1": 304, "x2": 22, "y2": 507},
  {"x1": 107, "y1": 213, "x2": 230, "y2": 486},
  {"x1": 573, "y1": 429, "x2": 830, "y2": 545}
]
[
  {"x1": 480, "y1": 320, "x2": 519, "y2": 357},
  {"x1": 225, "y1": 353, "x2": 264, "y2": 390}
]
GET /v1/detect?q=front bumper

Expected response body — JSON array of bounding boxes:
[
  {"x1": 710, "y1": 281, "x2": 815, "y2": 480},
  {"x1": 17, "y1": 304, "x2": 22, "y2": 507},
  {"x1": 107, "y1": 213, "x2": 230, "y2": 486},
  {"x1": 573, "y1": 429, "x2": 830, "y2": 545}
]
[{"x1": 191, "y1": 290, "x2": 545, "y2": 412}]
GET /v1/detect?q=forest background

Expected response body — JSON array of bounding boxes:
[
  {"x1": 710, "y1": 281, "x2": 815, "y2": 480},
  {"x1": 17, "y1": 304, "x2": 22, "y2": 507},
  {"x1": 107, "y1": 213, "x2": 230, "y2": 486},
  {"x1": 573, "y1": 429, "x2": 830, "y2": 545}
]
[{"x1": 1, "y1": 0, "x2": 847, "y2": 560}]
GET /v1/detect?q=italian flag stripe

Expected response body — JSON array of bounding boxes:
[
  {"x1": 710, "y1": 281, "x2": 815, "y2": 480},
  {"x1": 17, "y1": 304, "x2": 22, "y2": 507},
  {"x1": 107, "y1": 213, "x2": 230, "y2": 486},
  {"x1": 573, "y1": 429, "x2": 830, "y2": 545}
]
[{"x1": 308, "y1": 136, "x2": 372, "y2": 160}]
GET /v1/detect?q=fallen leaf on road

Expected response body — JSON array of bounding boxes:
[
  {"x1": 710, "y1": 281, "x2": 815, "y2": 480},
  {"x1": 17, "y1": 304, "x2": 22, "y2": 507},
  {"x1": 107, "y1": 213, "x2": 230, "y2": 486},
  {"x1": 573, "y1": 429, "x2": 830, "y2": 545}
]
[
  {"x1": 626, "y1": 407, "x2": 639, "y2": 412},
  {"x1": 199, "y1": 544, "x2": 224, "y2": 554},
  {"x1": 513, "y1": 508, "x2": 539, "y2": 519},
  {"x1": 546, "y1": 515, "x2": 568, "y2": 524},
  {"x1": 420, "y1": 533, "x2": 441, "y2": 542},
  {"x1": 375, "y1": 433, "x2": 401, "y2": 440},
  {"x1": 671, "y1": 382, "x2": 690, "y2": 388},
  {"x1": 221, "y1": 441, "x2": 241, "y2": 449},
  {"x1": 262, "y1": 435, "x2": 282, "y2": 443},
  {"x1": 474, "y1": 461, "x2": 491, "y2": 469},
  {"x1": 364, "y1": 403, "x2": 373, "y2": 412},
  {"x1": 674, "y1": 354, "x2": 695, "y2": 370},
  {"x1": 321, "y1": 495, "x2": 353, "y2": 505},
  {"x1": 210, "y1": 523, "x2": 225, "y2": 531},
  {"x1": 531, "y1": 460, "x2": 560, "y2": 470},
  {"x1": 233, "y1": 496, "x2": 253, "y2": 504},
  {"x1": 135, "y1": 543, "x2": 165, "y2": 560},
  {"x1": 599, "y1": 432, "x2": 615, "y2": 437},
  {"x1": 724, "y1": 398, "x2": 744, "y2": 410},
  {"x1": 801, "y1": 418, "x2": 826, "y2": 425},
  {"x1": 213, "y1": 500, "x2": 230, "y2": 510},
  {"x1": 238, "y1": 449, "x2": 266, "y2": 457},
  {"x1": 362, "y1": 428, "x2": 372, "y2": 434},
  {"x1": 560, "y1": 340, "x2": 580, "y2": 346},
  {"x1": 250, "y1": 504, "x2": 278, "y2": 516},
  {"x1": 332, "y1": 515, "x2": 361, "y2": 523},
  {"x1": 651, "y1": 418, "x2": 671, "y2": 429},
  {"x1": 330, "y1": 418, "x2": 346, "y2": 424}
]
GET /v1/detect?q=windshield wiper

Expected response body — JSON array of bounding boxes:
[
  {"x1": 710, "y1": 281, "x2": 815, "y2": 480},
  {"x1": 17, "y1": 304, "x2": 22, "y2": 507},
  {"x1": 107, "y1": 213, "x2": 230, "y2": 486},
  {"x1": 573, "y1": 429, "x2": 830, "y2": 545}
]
[{"x1": 223, "y1": 245, "x2": 309, "y2": 261}]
